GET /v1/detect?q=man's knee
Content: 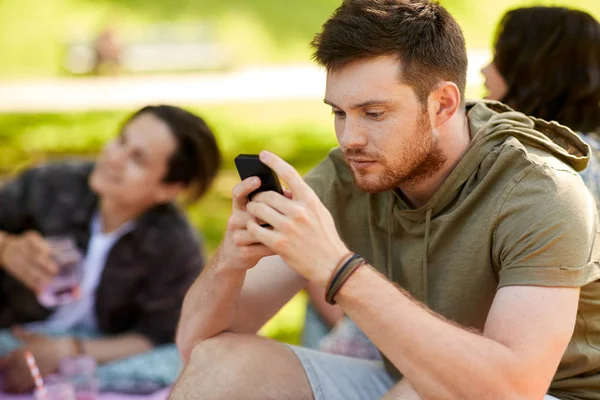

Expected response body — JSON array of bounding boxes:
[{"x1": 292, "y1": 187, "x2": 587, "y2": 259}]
[
  {"x1": 171, "y1": 333, "x2": 251, "y2": 400},
  {"x1": 188, "y1": 331, "x2": 245, "y2": 368},
  {"x1": 170, "y1": 333, "x2": 313, "y2": 400}
]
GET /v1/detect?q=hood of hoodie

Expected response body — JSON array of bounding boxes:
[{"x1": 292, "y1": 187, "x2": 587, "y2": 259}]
[
  {"x1": 392, "y1": 100, "x2": 590, "y2": 221},
  {"x1": 385, "y1": 100, "x2": 591, "y2": 303}
]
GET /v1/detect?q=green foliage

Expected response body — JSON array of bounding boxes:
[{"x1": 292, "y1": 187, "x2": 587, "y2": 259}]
[{"x1": 2, "y1": 0, "x2": 600, "y2": 78}]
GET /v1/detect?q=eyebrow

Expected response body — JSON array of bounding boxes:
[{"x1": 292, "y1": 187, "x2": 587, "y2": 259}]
[
  {"x1": 121, "y1": 129, "x2": 151, "y2": 161},
  {"x1": 323, "y1": 99, "x2": 393, "y2": 110}
]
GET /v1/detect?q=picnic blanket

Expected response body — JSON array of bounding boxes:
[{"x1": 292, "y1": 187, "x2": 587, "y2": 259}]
[{"x1": 0, "y1": 328, "x2": 182, "y2": 395}]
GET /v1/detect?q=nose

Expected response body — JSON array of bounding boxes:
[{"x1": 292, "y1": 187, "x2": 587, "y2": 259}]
[
  {"x1": 338, "y1": 118, "x2": 368, "y2": 149},
  {"x1": 104, "y1": 141, "x2": 128, "y2": 169},
  {"x1": 481, "y1": 61, "x2": 492, "y2": 77}
]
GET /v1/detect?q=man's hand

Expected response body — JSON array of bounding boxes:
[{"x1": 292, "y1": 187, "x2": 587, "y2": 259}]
[
  {"x1": 0, "y1": 327, "x2": 75, "y2": 393},
  {"x1": 218, "y1": 176, "x2": 289, "y2": 273},
  {"x1": 245, "y1": 151, "x2": 349, "y2": 286},
  {"x1": 0, "y1": 231, "x2": 58, "y2": 292}
]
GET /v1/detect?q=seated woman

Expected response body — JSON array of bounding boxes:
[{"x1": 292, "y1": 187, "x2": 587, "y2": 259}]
[
  {"x1": 0, "y1": 105, "x2": 222, "y2": 392},
  {"x1": 481, "y1": 6, "x2": 600, "y2": 199}
]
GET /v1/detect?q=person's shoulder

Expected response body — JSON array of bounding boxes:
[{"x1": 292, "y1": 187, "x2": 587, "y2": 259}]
[
  {"x1": 26, "y1": 160, "x2": 94, "y2": 184},
  {"x1": 503, "y1": 160, "x2": 594, "y2": 221},
  {"x1": 139, "y1": 204, "x2": 202, "y2": 253}
]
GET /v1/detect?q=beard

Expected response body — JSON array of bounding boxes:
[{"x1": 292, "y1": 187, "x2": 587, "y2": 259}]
[{"x1": 343, "y1": 110, "x2": 447, "y2": 193}]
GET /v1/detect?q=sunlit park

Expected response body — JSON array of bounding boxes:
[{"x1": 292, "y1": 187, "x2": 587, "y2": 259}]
[{"x1": 1, "y1": 0, "x2": 599, "y2": 370}]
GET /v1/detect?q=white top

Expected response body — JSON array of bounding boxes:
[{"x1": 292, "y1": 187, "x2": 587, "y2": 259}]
[{"x1": 31, "y1": 213, "x2": 135, "y2": 332}]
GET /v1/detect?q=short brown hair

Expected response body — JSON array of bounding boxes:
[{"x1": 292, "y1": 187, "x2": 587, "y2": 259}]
[
  {"x1": 311, "y1": 0, "x2": 468, "y2": 105},
  {"x1": 125, "y1": 105, "x2": 222, "y2": 204}
]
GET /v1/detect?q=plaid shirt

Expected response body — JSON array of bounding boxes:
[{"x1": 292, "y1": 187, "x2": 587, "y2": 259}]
[{"x1": 0, "y1": 161, "x2": 205, "y2": 344}]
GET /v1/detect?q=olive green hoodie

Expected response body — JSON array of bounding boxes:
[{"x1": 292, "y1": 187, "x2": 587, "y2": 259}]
[{"x1": 305, "y1": 101, "x2": 600, "y2": 400}]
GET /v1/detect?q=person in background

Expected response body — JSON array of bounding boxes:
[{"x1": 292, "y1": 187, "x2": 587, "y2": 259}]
[
  {"x1": 92, "y1": 24, "x2": 123, "y2": 76},
  {"x1": 481, "y1": 6, "x2": 600, "y2": 199},
  {"x1": 0, "y1": 105, "x2": 222, "y2": 393}
]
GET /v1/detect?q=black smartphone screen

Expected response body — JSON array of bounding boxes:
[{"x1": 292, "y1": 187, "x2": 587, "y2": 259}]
[{"x1": 234, "y1": 154, "x2": 284, "y2": 200}]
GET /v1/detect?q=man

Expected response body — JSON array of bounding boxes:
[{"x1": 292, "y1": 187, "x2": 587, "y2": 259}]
[
  {"x1": 0, "y1": 105, "x2": 221, "y2": 392},
  {"x1": 173, "y1": 1, "x2": 600, "y2": 399}
]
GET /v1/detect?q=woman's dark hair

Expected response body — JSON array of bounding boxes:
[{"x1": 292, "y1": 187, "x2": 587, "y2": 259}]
[
  {"x1": 125, "y1": 105, "x2": 222, "y2": 203},
  {"x1": 311, "y1": 0, "x2": 468, "y2": 106},
  {"x1": 493, "y1": 6, "x2": 600, "y2": 133}
]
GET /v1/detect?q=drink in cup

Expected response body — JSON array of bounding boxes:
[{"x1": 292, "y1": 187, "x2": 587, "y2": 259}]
[{"x1": 37, "y1": 237, "x2": 82, "y2": 308}]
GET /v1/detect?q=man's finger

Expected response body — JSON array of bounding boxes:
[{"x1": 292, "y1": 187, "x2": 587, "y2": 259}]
[
  {"x1": 231, "y1": 177, "x2": 261, "y2": 210},
  {"x1": 243, "y1": 243, "x2": 276, "y2": 261},
  {"x1": 251, "y1": 191, "x2": 296, "y2": 218},
  {"x1": 246, "y1": 201, "x2": 287, "y2": 230},
  {"x1": 25, "y1": 232, "x2": 52, "y2": 254},
  {"x1": 258, "y1": 151, "x2": 314, "y2": 201},
  {"x1": 283, "y1": 189, "x2": 294, "y2": 200},
  {"x1": 247, "y1": 219, "x2": 279, "y2": 250},
  {"x1": 33, "y1": 252, "x2": 58, "y2": 275},
  {"x1": 21, "y1": 268, "x2": 51, "y2": 294},
  {"x1": 231, "y1": 230, "x2": 261, "y2": 247}
]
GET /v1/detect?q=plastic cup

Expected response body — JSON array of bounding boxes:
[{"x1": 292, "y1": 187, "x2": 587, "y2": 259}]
[{"x1": 37, "y1": 237, "x2": 82, "y2": 308}]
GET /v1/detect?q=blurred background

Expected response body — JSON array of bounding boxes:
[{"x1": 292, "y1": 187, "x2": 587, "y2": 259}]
[{"x1": 1, "y1": 0, "x2": 599, "y2": 343}]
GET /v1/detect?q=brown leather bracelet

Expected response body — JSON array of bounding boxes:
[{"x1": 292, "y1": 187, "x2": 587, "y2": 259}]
[
  {"x1": 325, "y1": 252, "x2": 355, "y2": 295},
  {"x1": 325, "y1": 254, "x2": 366, "y2": 305}
]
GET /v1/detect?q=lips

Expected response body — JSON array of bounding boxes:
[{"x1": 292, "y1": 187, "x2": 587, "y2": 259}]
[{"x1": 348, "y1": 158, "x2": 376, "y2": 169}]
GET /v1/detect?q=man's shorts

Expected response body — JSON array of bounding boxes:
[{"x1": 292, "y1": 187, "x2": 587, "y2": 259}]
[{"x1": 287, "y1": 345, "x2": 560, "y2": 400}]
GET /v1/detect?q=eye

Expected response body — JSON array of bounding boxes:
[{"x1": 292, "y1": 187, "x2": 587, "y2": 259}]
[
  {"x1": 366, "y1": 111, "x2": 384, "y2": 119},
  {"x1": 332, "y1": 109, "x2": 346, "y2": 118},
  {"x1": 131, "y1": 150, "x2": 146, "y2": 166}
]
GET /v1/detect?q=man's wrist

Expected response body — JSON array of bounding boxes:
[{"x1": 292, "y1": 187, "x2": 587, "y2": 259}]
[
  {"x1": 333, "y1": 262, "x2": 375, "y2": 305},
  {"x1": 57, "y1": 336, "x2": 85, "y2": 358},
  {"x1": 316, "y1": 248, "x2": 352, "y2": 288}
]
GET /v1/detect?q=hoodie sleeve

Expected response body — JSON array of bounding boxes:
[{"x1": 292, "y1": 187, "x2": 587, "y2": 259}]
[{"x1": 493, "y1": 164, "x2": 600, "y2": 288}]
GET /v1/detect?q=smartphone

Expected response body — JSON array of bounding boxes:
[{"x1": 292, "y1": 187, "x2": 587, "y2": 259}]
[{"x1": 234, "y1": 154, "x2": 284, "y2": 200}]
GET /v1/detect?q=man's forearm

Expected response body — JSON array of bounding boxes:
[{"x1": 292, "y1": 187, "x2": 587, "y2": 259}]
[
  {"x1": 336, "y1": 266, "x2": 529, "y2": 399},
  {"x1": 79, "y1": 333, "x2": 153, "y2": 364},
  {"x1": 305, "y1": 280, "x2": 344, "y2": 328},
  {"x1": 176, "y1": 251, "x2": 247, "y2": 361}
]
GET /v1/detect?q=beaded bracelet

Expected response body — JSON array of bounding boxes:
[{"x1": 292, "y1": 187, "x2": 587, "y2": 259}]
[{"x1": 325, "y1": 253, "x2": 366, "y2": 305}]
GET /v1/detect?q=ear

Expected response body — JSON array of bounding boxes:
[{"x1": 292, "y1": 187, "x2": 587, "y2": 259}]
[
  {"x1": 427, "y1": 82, "x2": 461, "y2": 129},
  {"x1": 153, "y1": 182, "x2": 185, "y2": 204}
]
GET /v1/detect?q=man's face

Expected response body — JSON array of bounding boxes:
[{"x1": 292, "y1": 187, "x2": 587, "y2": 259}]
[
  {"x1": 89, "y1": 112, "x2": 178, "y2": 207},
  {"x1": 325, "y1": 55, "x2": 446, "y2": 193}
]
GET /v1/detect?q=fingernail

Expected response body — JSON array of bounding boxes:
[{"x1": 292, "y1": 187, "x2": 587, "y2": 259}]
[
  {"x1": 251, "y1": 177, "x2": 260, "y2": 185},
  {"x1": 259, "y1": 151, "x2": 270, "y2": 161}
]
